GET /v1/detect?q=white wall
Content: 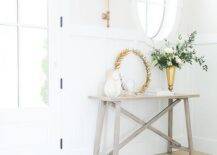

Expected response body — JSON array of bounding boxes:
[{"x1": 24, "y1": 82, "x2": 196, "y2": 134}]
[
  {"x1": 178, "y1": 0, "x2": 217, "y2": 154},
  {"x1": 59, "y1": 0, "x2": 190, "y2": 155},
  {"x1": 0, "y1": 0, "x2": 209, "y2": 155},
  {"x1": 59, "y1": 0, "x2": 217, "y2": 153}
]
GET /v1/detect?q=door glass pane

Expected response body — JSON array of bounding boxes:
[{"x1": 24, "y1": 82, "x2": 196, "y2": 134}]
[
  {"x1": 19, "y1": 28, "x2": 48, "y2": 107},
  {"x1": 0, "y1": 26, "x2": 18, "y2": 108},
  {"x1": 0, "y1": 0, "x2": 17, "y2": 24},
  {"x1": 19, "y1": 0, "x2": 47, "y2": 27}
]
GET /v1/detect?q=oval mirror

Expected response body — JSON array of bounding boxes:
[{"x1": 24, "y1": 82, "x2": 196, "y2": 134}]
[
  {"x1": 114, "y1": 49, "x2": 151, "y2": 94},
  {"x1": 136, "y1": 0, "x2": 178, "y2": 40}
]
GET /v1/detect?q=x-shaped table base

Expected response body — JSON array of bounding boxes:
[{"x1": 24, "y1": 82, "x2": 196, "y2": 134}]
[{"x1": 90, "y1": 94, "x2": 198, "y2": 155}]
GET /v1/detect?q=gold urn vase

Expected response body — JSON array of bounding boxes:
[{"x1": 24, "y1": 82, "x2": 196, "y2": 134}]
[{"x1": 166, "y1": 66, "x2": 176, "y2": 92}]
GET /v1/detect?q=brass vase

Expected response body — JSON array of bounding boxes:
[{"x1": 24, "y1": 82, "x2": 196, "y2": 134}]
[{"x1": 166, "y1": 66, "x2": 176, "y2": 92}]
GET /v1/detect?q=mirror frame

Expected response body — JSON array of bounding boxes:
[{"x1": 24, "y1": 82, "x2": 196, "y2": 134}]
[{"x1": 114, "y1": 49, "x2": 151, "y2": 94}]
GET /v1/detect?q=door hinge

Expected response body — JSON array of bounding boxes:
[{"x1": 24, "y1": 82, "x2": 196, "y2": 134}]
[
  {"x1": 60, "y1": 16, "x2": 63, "y2": 27},
  {"x1": 60, "y1": 78, "x2": 63, "y2": 89},
  {"x1": 60, "y1": 138, "x2": 63, "y2": 149}
]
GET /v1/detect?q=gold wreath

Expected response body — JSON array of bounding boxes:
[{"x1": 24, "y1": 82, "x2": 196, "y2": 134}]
[{"x1": 114, "y1": 49, "x2": 151, "y2": 94}]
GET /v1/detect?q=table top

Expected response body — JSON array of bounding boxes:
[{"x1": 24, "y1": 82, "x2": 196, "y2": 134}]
[{"x1": 89, "y1": 93, "x2": 200, "y2": 102}]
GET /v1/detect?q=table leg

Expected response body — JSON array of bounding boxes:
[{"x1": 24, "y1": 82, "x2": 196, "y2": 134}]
[
  {"x1": 184, "y1": 98, "x2": 193, "y2": 155},
  {"x1": 168, "y1": 99, "x2": 173, "y2": 153},
  {"x1": 113, "y1": 102, "x2": 121, "y2": 155},
  {"x1": 93, "y1": 101, "x2": 107, "y2": 155}
]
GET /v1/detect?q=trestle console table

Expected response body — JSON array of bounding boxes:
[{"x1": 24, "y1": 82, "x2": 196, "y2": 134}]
[{"x1": 89, "y1": 93, "x2": 200, "y2": 155}]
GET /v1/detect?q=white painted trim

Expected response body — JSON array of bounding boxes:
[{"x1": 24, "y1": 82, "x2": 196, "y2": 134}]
[
  {"x1": 66, "y1": 25, "x2": 154, "y2": 47},
  {"x1": 193, "y1": 136, "x2": 217, "y2": 154},
  {"x1": 67, "y1": 28, "x2": 217, "y2": 46},
  {"x1": 67, "y1": 27, "x2": 217, "y2": 47},
  {"x1": 67, "y1": 25, "x2": 217, "y2": 47},
  {"x1": 175, "y1": 134, "x2": 217, "y2": 154},
  {"x1": 195, "y1": 33, "x2": 217, "y2": 45},
  {"x1": 0, "y1": 23, "x2": 47, "y2": 29}
]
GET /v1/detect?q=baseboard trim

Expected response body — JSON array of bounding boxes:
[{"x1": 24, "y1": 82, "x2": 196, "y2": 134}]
[{"x1": 193, "y1": 136, "x2": 217, "y2": 155}]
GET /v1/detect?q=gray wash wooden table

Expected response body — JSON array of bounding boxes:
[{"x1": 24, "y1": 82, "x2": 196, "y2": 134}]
[{"x1": 89, "y1": 93, "x2": 200, "y2": 155}]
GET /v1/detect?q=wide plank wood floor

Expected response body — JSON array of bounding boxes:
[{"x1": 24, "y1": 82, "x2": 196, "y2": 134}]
[{"x1": 157, "y1": 151, "x2": 209, "y2": 155}]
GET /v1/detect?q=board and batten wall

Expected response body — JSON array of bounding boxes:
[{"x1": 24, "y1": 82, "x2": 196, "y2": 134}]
[
  {"x1": 177, "y1": 0, "x2": 217, "y2": 154},
  {"x1": 59, "y1": 0, "x2": 191, "y2": 155}
]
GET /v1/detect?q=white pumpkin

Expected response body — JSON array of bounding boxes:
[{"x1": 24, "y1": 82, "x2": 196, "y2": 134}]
[{"x1": 104, "y1": 70, "x2": 122, "y2": 98}]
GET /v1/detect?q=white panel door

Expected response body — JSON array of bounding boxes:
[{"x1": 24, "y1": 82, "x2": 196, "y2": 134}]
[{"x1": 0, "y1": 0, "x2": 61, "y2": 154}]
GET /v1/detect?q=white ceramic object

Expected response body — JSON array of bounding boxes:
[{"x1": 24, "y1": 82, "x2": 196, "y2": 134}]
[{"x1": 104, "y1": 70, "x2": 122, "y2": 98}]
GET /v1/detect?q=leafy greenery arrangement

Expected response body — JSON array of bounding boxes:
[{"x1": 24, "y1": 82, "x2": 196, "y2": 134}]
[{"x1": 151, "y1": 31, "x2": 208, "y2": 71}]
